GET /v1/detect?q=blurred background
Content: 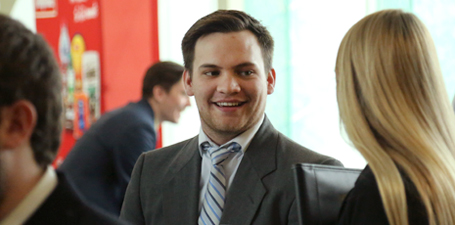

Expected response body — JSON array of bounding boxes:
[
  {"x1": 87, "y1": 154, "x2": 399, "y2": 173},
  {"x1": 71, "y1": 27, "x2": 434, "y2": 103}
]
[{"x1": 4, "y1": 0, "x2": 455, "y2": 168}]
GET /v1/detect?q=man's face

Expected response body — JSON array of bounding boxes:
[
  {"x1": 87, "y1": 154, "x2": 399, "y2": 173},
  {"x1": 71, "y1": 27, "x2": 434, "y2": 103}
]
[
  {"x1": 184, "y1": 30, "x2": 275, "y2": 144},
  {"x1": 160, "y1": 79, "x2": 191, "y2": 123}
]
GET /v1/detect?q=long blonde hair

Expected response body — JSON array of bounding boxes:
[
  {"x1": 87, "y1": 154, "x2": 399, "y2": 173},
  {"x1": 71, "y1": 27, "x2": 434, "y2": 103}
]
[{"x1": 336, "y1": 9, "x2": 455, "y2": 225}]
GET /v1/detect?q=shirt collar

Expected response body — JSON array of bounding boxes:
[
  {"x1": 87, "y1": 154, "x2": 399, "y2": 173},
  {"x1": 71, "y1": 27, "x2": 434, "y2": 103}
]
[
  {"x1": 198, "y1": 114, "x2": 265, "y2": 156},
  {"x1": 0, "y1": 166, "x2": 58, "y2": 225},
  {"x1": 140, "y1": 98, "x2": 155, "y2": 118}
]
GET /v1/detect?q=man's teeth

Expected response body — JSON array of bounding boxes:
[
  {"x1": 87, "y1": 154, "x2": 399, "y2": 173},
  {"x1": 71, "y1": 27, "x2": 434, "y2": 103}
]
[{"x1": 217, "y1": 102, "x2": 240, "y2": 107}]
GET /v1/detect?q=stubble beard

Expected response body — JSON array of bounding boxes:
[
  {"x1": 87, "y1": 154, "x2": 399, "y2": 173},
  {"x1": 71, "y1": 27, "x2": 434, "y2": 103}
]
[{"x1": 200, "y1": 111, "x2": 261, "y2": 143}]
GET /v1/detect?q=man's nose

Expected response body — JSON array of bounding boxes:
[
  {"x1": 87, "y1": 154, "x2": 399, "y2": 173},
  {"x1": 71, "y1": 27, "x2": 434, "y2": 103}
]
[{"x1": 216, "y1": 72, "x2": 241, "y2": 94}]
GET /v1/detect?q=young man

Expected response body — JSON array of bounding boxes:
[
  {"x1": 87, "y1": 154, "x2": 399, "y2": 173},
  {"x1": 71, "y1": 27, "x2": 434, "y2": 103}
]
[
  {"x1": 0, "y1": 14, "x2": 125, "y2": 224},
  {"x1": 121, "y1": 10, "x2": 342, "y2": 225},
  {"x1": 59, "y1": 61, "x2": 191, "y2": 216}
]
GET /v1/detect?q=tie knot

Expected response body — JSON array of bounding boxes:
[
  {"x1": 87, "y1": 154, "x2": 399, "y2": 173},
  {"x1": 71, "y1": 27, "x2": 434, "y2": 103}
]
[{"x1": 201, "y1": 142, "x2": 242, "y2": 165}]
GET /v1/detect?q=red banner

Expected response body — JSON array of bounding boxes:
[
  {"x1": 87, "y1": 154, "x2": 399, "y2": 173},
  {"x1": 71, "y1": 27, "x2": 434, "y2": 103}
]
[
  {"x1": 36, "y1": 0, "x2": 103, "y2": 167},
  {"x1": 36, "y1": 0, "x2": 161, "y2": 166}
]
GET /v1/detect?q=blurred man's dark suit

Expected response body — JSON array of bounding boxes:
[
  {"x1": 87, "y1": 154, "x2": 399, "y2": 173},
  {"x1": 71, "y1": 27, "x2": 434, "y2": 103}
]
[{"x1": 59, "y1": 98, "x2": 156, "y2": 216}]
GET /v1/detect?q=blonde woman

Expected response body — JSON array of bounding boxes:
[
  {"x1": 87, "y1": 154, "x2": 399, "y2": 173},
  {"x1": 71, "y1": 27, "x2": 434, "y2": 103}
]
[{"x1": 335, "y1": 9, "x2": 455, "y2": 225}]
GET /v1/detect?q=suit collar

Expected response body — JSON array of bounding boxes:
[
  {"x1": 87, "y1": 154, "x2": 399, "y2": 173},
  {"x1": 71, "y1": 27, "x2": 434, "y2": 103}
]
[
  {"x1": 137, "y1": 98, "x2": 155, "y2": 118},
  {"x1": 242, "y1": 115, "x2": 278, "y2": 176},
  {"x1": 5, "y1": 166, "x2": 57, "y2": 225},
  {"x1": 221, "y1": 115, "x2": 278, "y2": 224}
]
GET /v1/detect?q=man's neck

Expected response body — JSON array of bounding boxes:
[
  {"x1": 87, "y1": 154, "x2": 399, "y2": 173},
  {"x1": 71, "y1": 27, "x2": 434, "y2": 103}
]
[
  {"x1": 0, "y1": 147, "x2": 44, "y2": 220},
  {"x1": 147, "y1": 98, "x2": 162, "y2": 131},
  {"x1": 201, "y1": 124, "x2": 251, "y2": 146},
  {"x1": 205, "y1": 132, "x2": 242, "y2": 146}
]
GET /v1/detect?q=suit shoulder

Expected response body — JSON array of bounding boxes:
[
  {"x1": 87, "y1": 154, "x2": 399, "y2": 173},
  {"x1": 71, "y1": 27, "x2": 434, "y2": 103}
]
[
  {"x1": 143, "y1": 137, "x2": 195, "y2": 158},
  {"x1": 139, "y1": 137, "x2": 198, "y2": 172},
  {"x1": 95, "y1": 101, "x2": 154, "y2": 127},
  {"x1": 111, "y1": 104, "x2": 154, "y2": 124},
  {"x1": 131, "y1": 137, "x2": 199, "y2": 186}
]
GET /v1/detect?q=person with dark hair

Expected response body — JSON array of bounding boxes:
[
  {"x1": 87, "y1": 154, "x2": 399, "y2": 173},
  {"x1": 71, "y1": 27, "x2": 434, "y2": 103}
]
[
  {"x1": 121, "y1": 10, "x2": 342, "y2": 225},
  {"x1": 59, "y1": 61, "x2": 191, "y2": 216},
  {"x1": 0, "y1": 14, "x2": 125, "y2": 224}
]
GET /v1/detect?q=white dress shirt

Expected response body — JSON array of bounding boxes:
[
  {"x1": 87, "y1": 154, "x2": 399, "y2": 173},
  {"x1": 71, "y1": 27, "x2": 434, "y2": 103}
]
[
  {"x1": 198, "y1": 114, "x2": 265, "y2": 211},
  {"x1": 0, "y1": 166, "x2": 58, "y2": 225}
]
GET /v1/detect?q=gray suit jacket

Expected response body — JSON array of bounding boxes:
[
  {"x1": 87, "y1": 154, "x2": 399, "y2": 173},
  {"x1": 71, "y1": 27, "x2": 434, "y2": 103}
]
[{"x1": 120, "y1": 116, "x2": 342, "y2": 225}]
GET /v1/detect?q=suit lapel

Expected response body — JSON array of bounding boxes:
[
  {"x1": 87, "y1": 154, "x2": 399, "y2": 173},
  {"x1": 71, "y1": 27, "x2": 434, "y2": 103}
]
[
  {"x1": 221, "y1": 116, "x2": 278, "y2": 224},
  {"x1": 163, "y1": 137, "x2": 201, "y2": 225}
]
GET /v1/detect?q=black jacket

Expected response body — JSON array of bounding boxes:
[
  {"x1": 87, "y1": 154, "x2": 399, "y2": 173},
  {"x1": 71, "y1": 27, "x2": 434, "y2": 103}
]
[
  {"x1": 25, "y1": 171, "x2": 127, "y2": 225},
  {"x1": 337, "y1": 165, "x2": 428, "y2": 225}
]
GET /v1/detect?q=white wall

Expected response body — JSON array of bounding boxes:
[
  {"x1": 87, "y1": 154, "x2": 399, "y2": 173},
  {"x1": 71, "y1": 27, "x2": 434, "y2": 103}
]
[
  {"x1": 287, "y1": 0, "x2": 367, "y2": 168},
  {"x1": 158, "y1": 0, "x2": 218, "y2": 146},
  {"x1": 0, "y1": 0, "x2": 36, "y2": 32}
]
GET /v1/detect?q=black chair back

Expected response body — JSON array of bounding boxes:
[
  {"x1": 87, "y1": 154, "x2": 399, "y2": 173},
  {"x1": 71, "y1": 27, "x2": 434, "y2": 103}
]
[{"x1": 292, "y1": 163, "x2": 362, "y2": 225}]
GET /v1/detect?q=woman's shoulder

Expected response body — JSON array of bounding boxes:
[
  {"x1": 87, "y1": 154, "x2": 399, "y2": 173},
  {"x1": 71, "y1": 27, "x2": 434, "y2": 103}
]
[
  {"x1": 336, "y1": 165, "x2": 389, "y2": 225},
  {"x1": 355, "y1": 165, "x2": 377, "y2": 188},
  {"x1": 337, "y1": 165, "x2": 428, "y2": 225}
]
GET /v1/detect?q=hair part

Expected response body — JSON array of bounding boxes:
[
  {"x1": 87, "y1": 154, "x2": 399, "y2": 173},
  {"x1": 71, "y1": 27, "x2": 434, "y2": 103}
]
[
  {"x1": 181, "y1": 10, "x2": 274, "y2": 74},
  {"x1": 142, "y1": 61, "x2": 184, "y2": 99},
  {"x1": 0, "y1": 15, "x2": 63, "y2": 169},
  {"x1": 337, "y1": 9, "x2": 455, "y2": 225}
]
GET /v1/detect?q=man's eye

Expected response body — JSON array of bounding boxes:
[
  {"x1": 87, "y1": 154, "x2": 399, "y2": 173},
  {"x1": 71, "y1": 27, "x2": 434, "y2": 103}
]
[
  {"x1": 239, "y1": 70, "x2": 253, "y2": 76},
  {"x1": 204, "y1": 71, "x2": 220, "y2": 76}
]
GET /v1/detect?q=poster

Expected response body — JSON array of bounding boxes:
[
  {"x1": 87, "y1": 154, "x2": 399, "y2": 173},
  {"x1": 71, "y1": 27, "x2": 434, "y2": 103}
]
[{"x1": 36, "y1": 0, "x2": 102, "y2": 165}]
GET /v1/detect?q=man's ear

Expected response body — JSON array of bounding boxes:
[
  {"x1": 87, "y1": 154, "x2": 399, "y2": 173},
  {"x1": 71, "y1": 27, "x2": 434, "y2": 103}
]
[
  {"x1": 183, "y1": 70, "x2": 194, "y2": 96},
  {"x1": 267, "y1": 68, "x2": 276, "y2": 95},
  {"x1": 0, "y1": 100, "x2": 37, "y2": 149},
  {"x1": 152, "y1": 85, "x2": 167, "y2": 103}
]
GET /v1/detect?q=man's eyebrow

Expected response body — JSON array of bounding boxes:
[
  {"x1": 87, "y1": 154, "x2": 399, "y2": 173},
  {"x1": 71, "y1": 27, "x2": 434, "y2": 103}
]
[
  {"x1": 198, "y1": 62, "x2": 257, "y2": 70},
  {"x1": 233, "y1": 62, "x2": 256, "y2": 69},
  {"x1": 198, "y1": 64, "x2": 220, "y2": 69}
]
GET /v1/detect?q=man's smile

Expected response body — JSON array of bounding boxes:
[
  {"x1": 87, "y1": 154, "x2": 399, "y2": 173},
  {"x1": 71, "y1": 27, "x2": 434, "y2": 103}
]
[{"x1": 214, "y1": 101, "x2": 245, "y2": 107}]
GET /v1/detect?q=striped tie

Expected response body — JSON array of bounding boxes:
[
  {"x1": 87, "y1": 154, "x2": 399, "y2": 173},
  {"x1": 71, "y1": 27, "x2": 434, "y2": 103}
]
[{"x1": 199, "y1": 142, "x2": 242, "y2": 225}]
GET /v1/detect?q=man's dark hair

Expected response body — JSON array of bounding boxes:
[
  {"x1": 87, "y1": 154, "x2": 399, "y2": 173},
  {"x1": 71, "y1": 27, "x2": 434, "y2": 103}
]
[
  {"x1": 142, "y1": 61, "x2": 184, "y2": 99},
  {"x1": 181, "y1": 10, "x2": 274, "y2": 74},
  {"x1": 0, "y1": 15, "x2": 63, "y2": 169}
]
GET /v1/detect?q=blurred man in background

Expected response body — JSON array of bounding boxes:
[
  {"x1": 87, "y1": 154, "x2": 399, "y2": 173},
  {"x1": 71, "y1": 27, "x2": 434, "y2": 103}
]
[
  {"x1": 0, "y1": 14, "x2": 125, "y2": 224},
  {"x1": 59, "y1": 61, "x2": 191, "y2": 216}
]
